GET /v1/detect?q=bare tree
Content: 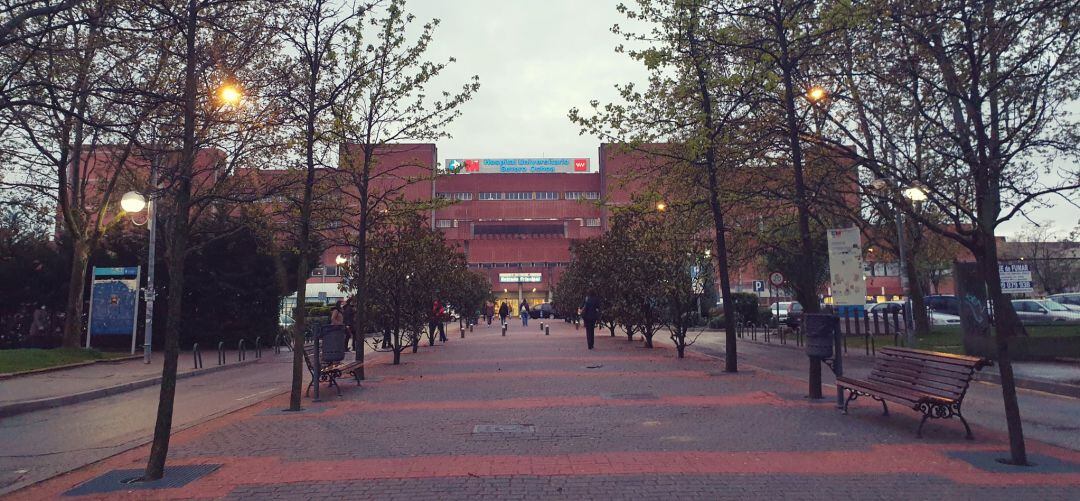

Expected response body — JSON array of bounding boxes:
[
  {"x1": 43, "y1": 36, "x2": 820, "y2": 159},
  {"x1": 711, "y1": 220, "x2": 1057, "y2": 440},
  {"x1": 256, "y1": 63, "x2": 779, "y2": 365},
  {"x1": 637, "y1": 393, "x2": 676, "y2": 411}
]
[
  {"x1": 2, "y1": 0, "x2": 170, "y2": 347},
  {"x1": 272, "y1": 0, "x2": 371, "y2": 412},
  {"x1": 331, "y1": 0, "x2": 479, "y2": 373},
  {"x1": 132, "y1": 0, "x2": 283, "y2": 480},
  {"x1": 812, "y1": 0, "x2": 1079, "y2": 466}
]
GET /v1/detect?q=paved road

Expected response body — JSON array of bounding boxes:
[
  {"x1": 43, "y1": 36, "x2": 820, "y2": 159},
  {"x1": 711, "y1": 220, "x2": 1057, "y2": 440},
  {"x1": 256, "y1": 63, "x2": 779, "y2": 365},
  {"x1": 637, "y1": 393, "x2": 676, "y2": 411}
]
[
  {"x1": 684, "y1": 329, "x2": 1080, "y2": 451},
  {"x1": 0, "y1": 352, "x2": 295, "y2": 495}
]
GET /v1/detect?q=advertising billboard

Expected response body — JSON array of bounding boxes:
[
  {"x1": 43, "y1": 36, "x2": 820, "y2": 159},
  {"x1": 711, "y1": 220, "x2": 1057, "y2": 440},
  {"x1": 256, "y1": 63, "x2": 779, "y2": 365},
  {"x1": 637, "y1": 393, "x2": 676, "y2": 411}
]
[
  {"x1": 87, "y1": 266, "x2": 141, "y2": 353},
  {"x1": 826, "y1": 227, "x2": 865, "y2": 307}
]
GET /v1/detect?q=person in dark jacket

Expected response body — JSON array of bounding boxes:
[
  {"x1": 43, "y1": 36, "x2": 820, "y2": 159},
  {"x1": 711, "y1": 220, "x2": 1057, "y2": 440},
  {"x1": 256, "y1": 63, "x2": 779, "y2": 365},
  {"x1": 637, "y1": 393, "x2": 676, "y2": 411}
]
[
  {"x1": 520, "y1": 301, "x2": 531, "y2": 326},
  {"x1": 580, "y1": 292, "x2": 601, "y2": 349},
  {"x1": 498, "y1": 302, "x2": 509, "y2": 325}
]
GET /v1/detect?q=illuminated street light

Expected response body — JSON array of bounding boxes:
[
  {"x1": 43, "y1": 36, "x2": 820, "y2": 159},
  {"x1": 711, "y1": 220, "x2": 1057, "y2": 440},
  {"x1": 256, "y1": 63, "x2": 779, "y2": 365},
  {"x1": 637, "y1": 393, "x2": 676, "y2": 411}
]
[
  {"x1": 334, "y1": 254, "x2": 348, "y2": 266},
  {"x1": 656, "y1": 201, "x2": 667, "y2": 212},
  {"x1": 218, "y1": 83, "x2": 243, "y2": 107},
  {"x1": 807, "y1": 85, "x2": 827, "y2": 103},
  {"x1": 903, "y1": 186, "x2": 928, "y2": 202},
  {"x1": 121, "y1": 191, "x2": 147, "y2": 213}
]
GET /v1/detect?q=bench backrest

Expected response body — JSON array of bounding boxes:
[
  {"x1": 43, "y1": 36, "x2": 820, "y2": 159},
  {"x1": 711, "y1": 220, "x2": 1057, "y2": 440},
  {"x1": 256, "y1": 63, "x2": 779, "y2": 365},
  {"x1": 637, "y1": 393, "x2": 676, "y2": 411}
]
[{"x1": 869, "y1": 347, "x2": 991, "y2": 402}]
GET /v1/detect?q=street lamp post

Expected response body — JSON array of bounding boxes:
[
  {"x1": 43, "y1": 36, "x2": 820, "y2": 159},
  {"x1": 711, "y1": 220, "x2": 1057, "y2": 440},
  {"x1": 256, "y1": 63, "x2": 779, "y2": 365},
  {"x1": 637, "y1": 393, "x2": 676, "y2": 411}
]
[
  {"x1": 871, "y1": 179, "x2": 927, "y2": 348},
  {"x1": 121, "y1": 162, "x2": 157, "y2": 364}
]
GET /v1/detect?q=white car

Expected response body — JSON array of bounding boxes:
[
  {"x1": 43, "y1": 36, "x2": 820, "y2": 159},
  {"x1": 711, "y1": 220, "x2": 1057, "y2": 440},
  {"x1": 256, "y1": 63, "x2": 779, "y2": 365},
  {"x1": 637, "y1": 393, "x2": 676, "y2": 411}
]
[
  {"x1": 867, "y1": 301, "x2": 961, "y2": 326},
  {"x1": 928, "y1": 311, "x2": 962, "y2": 326}
]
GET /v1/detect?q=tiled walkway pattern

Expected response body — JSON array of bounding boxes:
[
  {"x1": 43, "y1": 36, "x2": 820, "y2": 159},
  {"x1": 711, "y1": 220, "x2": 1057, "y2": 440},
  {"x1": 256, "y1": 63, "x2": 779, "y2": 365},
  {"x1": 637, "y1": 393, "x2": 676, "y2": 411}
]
[{"x1": 15, "y1": 322, "x2": 1080, "y2": 500}]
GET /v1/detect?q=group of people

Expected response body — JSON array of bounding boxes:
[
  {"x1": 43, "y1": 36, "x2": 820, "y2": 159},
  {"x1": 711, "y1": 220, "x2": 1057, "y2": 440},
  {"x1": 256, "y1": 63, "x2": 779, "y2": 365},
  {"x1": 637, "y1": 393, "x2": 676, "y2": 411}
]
[
  {"x1": 327, "y1": 292, "x2": 604, "y2": 352},
  {"x1": 480, "y1": 300, "x2": 536, "y2": 327}
]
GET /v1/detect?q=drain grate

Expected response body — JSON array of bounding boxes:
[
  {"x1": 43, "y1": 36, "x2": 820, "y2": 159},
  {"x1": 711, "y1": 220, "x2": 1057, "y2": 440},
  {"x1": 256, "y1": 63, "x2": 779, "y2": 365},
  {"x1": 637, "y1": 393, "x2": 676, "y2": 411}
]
[
  {"x1": 604, "y1": 392, "x2": 659, "y2": 400},
  {"x1": 64, "y1": 464, "x2": 220, "y2": 496},
  {"x1": 473, "y1": 424, "x2": 535, "y2": 434}
]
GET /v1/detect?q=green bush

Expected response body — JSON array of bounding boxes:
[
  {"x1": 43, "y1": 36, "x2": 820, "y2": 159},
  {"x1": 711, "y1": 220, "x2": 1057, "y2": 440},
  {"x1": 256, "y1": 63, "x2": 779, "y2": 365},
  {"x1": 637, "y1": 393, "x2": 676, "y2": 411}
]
[{"x1": 708, "y1": 316, "x2": 725, "y2": 329}]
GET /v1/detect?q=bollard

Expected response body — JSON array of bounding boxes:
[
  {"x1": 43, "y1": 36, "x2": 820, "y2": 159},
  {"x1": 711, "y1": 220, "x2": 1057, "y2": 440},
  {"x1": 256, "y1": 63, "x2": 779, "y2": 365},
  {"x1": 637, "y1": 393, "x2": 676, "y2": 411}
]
[
  {"x1": 238, "y1": 339, "x2": 246, "y2": 362},
  {"x1": 192, "y1": 343, "x2": 203, "y2": 369},
  {"x1": 274, "y1": 335, "x2": 281, "y2": 355},
  {"x1": 545, "y1": 325, "x2": 550, "y2": 336},
  {"x1": 502, "y1": 323, "x2": 507, "y2": 336},
  {"x1": 217, "y1": 341, "x2": 225, "y2": 365},
  {"x1": 469, "y1": 323, "x2": 473, "y2": 332},
  {"x1": 460, "y1": 326, "x2": 465, "y2": 339},
  {"x1": 255, "y1": 337, "x2": 262, "y2": 359},
  {"x1": 539, "y1": 321, "x2": 544, "y2": 331},
  {"x1": 312, "y1": 332, "x2": 321, "y2": 402}
]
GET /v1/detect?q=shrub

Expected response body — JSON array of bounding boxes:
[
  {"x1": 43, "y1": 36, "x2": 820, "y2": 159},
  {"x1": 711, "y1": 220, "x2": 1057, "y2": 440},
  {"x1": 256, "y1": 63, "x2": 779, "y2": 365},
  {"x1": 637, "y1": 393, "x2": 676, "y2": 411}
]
[{"x1": 708, "y1": 316, "x2": 725, "y2": 329}]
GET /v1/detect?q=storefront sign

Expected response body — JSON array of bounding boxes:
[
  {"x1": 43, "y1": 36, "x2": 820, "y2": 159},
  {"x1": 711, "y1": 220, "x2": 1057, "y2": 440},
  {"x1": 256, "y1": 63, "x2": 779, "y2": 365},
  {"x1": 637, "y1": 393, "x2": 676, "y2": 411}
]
[
  {"x1": 499, "y1": 272, "x2": 542, "y2": 283},
  {"x1": 447, "y1": 158, "x2": 589, "y2": 174}
]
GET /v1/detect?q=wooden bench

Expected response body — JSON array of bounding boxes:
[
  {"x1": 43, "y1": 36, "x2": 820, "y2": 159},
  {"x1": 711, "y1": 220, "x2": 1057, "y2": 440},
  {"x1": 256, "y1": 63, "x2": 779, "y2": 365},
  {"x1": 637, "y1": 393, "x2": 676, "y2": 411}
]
[
  {"x1": 837, "y1": 346, "x2": 992, "y2": 439},
  {"x1": 302, "y1": 344, "x2": 363, "y2": 397}
]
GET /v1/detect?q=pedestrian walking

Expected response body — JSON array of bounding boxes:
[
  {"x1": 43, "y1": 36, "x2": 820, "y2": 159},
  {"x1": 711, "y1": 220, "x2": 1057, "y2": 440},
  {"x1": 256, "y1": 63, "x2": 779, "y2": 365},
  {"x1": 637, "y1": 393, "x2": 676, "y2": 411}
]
[
  {"x1": 520, "y1": 301, "x2": 530, "y2": 327},
  {"x1": 429, "y1": 299, "x2": 447, "y2": 344},
  {"x1": 498, "y1": 302, "x2": 509, "y2": 325},
  {"x1": 342, "y1": 298, "x2": 355, "y2": 351},
  {"x1": 485, "y1": 302, "x2": 495, "y2": 325},
  {"x1": 580, "y1": 291, "x2": 601, "y2": 350}
]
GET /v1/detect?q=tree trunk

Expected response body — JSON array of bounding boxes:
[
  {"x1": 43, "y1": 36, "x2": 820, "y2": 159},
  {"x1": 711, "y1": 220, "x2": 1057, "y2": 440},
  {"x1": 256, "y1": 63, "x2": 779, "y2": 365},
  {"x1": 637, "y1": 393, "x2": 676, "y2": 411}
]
[
  {"x1": 976, "y1": 236, "x2": 1028, "y2": 465},
  {"x1": 62, "y1": 240, "x2": 90, "y2": 348},
  {"x1": 905, "y1": 247, "x2": 930, "y2": 338},
  {"x1": 144, "y1": 0, "x2": 196, "y2": 481},
  {"x1": 776, "y1": 26, "x2": 819, "y2": 315}
]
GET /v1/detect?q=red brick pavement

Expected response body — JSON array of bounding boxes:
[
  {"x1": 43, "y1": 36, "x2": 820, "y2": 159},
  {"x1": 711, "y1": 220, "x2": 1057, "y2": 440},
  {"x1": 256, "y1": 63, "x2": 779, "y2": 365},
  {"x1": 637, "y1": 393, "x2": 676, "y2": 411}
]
[{"x1": 12, "y1": 322, "x2": 1080, "y2": 500}]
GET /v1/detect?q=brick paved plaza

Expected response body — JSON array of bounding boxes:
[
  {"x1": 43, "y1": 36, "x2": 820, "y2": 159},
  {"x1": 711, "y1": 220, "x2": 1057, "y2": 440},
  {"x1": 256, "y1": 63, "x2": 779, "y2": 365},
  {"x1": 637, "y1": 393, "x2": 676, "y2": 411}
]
[{"x1": 16, "y1": 322, "x2": 1080, "y2": 500}]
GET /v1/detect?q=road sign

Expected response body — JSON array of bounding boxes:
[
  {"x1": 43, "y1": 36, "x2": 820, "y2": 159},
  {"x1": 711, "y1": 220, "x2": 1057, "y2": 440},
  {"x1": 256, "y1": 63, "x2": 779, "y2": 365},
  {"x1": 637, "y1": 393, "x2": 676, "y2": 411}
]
[
  {"x1": 999, "y1": 262, "x2": 1033, "y2": 293},
  {"x1": 768, "y1": 272, "x2": 785, "y2": 287},
  {"x1": 753, "y1": 280, "x2": 765, "y2": 292}
]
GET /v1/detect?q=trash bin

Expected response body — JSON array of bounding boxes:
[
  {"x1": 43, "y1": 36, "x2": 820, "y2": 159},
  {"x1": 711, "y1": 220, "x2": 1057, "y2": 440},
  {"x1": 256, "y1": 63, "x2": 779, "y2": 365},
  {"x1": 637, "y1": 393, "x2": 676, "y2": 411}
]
[
  {"x1": 319, "y1": 324, "x2": 348, "y2": 364},
  {"x1": 803, "y1": 313, "x2": 837, "y2": 359}
]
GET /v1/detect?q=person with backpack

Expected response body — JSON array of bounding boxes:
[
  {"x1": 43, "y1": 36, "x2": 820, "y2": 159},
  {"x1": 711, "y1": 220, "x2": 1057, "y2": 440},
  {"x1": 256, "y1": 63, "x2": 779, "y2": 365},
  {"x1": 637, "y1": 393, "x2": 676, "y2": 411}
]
[{"x1": 520, "y1": 301, "x2": 531, "y2": 327}]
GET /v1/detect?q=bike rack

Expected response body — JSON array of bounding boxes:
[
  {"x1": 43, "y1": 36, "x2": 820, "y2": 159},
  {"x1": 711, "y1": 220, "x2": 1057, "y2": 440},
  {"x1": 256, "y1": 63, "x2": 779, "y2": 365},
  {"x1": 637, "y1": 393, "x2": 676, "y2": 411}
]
[
  {"x1": 238, "y1": 339, "x2": 246, "y2": 362},
  {"x1": 192, "y1": 343, "x2": 203, "y2": 369},
  {"x1": 217, "y1": 341, "x2": 226, "y2": 365},
  {"x1": 255, "y1": 337, "x2": 262, "y2": 359}
]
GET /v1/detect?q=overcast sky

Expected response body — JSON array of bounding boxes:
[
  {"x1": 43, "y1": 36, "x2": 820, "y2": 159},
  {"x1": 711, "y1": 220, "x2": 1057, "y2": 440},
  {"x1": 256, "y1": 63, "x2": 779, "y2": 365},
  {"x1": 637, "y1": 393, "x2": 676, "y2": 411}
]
[{"x1": 408, "y1": 0, "x2": 1078, "y2": 239}]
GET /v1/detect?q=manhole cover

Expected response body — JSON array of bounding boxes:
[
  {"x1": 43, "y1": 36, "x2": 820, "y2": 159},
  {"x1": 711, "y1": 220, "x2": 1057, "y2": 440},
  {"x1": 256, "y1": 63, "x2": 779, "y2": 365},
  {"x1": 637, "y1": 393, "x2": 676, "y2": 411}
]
[
  {"x1": 473, "y1": 424, "x2": 535, "y2": 434},
  {"x1": 604, "y1": 393, "x2": 659, "y2": 400},
  {"x1": 64, "y1": 464, "x2": 220, "y2": 496}
]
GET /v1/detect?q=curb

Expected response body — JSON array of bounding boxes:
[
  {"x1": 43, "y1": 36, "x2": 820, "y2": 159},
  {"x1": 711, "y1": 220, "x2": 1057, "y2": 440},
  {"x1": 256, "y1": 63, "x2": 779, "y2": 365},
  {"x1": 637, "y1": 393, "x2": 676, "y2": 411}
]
[
  {"x1": 0, "y1": 354, "x2": 143, "y2": 380},
  {"x1": 0, "y1": 358, "x2": 263, "y2": 419}
]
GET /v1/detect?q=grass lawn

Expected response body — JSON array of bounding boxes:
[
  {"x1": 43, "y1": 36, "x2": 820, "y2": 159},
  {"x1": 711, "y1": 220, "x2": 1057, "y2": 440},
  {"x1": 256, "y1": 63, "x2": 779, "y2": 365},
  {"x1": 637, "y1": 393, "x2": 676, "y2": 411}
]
[
  {"x1": 839, "y1": 324, "x2": 1080, "y2": 355},
  {"x1": 0, "y1": 348, "x2": 130, "y2": 374}
]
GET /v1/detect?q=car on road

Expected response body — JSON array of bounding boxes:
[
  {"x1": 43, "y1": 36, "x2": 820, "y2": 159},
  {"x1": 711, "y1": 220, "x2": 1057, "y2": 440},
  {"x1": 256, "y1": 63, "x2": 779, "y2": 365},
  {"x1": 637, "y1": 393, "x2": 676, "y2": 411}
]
[
  {"x1": 1011, "y1": 299, "x2": 1080, "y2": 325},
  {"x1": 1048, "y1": 293, "x2": 1080, "y2": 312}
]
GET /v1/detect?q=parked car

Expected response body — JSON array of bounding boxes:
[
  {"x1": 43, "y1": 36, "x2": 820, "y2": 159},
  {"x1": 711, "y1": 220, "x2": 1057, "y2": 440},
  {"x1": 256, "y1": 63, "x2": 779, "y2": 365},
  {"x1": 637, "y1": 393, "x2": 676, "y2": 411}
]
[
  {"x1": 1048, "y1": 293, "x2": 1080, "y2": 312},
  {"x1": 1011, "y1": 299, "x2": 1080, "y2": 325},
  {"x1": 924, "y1": 295, "x2": 960, "y2": 316},
  {"x1": 534, "y1": 302, "x2": 557, "y2": 319},
  {"x1": 867, "y1": 301, "x2": 962, "y2": 326},
  {"x1": 772, "y1": 301, "x2": 803, "y2": 326}
]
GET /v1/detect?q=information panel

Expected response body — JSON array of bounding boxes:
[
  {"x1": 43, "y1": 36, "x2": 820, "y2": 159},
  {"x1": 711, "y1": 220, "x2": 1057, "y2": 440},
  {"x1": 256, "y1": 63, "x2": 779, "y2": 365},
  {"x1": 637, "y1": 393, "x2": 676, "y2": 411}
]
[
  {"x1": 826, "y1": 227, "x2": 865, "y2": 306},
  {"x1": 87, "y1": 266, "x2": 140, "y2": 352},
  {"x1": 998, "y1": 262, "x2": 1034, "y2": 294}
]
